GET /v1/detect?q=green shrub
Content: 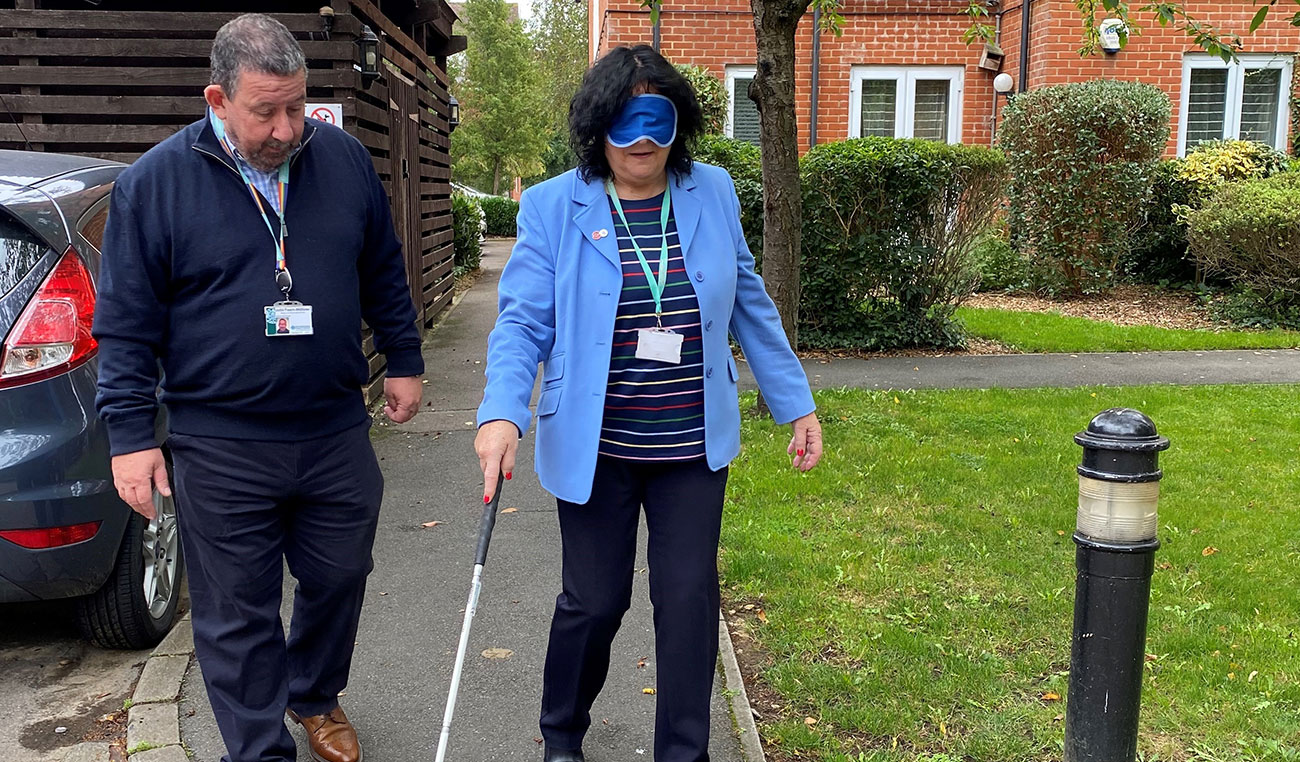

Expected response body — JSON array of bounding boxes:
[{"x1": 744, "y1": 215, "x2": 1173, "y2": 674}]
[
  {"x1": 479, "y1": 196, "x2": 519, "y2": 237},
  {"x1": 1177, "y1": 139, "x2": 1290, "y2": 203},
  {"x1": 676, "y1": 64, "x2": 727, "y2": 135},
  {"x1": 693, "y1": 135, "x2": 763, "y2": 263},
  {"x1": 1187, "y1": 173, "x2": 1300, "y2": 319},
  {"x1": 452, "y1": 192, "x2": 483, "y2": 274},
  {"x1": 1001, "y1": 80, "x2": 1170, "y2": 295},
  {"x1": 800, "y1": 137, "x2": 1007, "y2": 350},
  {"x1": 1125, "y1": 159, "x2": 1198, "y2": 284},
  {"x1": 972, "y1": 225, "x2": 1034, "y2": 293}
]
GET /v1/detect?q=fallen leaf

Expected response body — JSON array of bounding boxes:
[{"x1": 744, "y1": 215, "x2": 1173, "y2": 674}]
[
  {"x1": 481, "y1": 648, "x2": 514, "y2": 659},
  {"x1": 756, "y1": 608, "x2": 768, "y2": 624},
  {"x1": 1042, "y1": 691, "x2": 1061, "y2": 702},
  {"x1": 939, "y1": 721, "x2": 947, "y2": 737},
  {"x1": 534, "y1": 738, "x2": 544, "y2": 745},
  {"x1": 1202, "y1": 546, "x2": 1219, "y2": 556},
  {"x1": 420, "y1": 521, "x2": 442, "y2": 528},
  {"x1": 500, "y1": 507, "x2": 519, "y2": 514},
  {"x1": 642, "y1": 688, "x2": 656, "y2": 695},
  {"x1": 637, "y1": 658, "x2": 647, "y2": 669},
  {"x1": 804, "y1": 717, "x2": 818, "y2": 726},
  {"x1": 893, "y1": 396, "x2": 901, "y2": 404},
  {"x1": 1057, "y1": 530, "x2": 1066, "y2": 536},
  {"x1": 1145, "y1": 653, "x2": 1158, "y2": 662},
  {"x1": 1248, "y1": 670, "x2": 1259, "y2": 682},
  {"x1": 1158, "y1": 562, "x2": 1172, "y2": 570}
]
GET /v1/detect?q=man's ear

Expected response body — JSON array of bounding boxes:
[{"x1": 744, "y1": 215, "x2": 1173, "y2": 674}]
[{"x1": 203, "y1": 85, "x2": 229, "y2": 119}]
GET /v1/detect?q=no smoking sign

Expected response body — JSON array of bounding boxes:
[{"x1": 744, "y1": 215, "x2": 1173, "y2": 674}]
[{"x1": 306, "y1": 103, "x2": 343, "y2": 126}]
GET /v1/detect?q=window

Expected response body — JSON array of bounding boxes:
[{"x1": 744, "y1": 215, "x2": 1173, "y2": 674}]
[
  {"x1": 725, "y1": 66, "x2": 761, "y2": 146},
  {"x1": 1179, "y1": 54, "x2": 1293, "y2": 155},
  {"x1": 78, "y1": 204, "x2": 109, "y2": 254},
  {"x1": 849, "y1": 66, "x2": 964, "y2": 143}
]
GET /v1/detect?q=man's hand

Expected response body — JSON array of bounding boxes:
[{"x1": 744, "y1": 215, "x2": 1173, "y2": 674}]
[
  {"x1": 384, "y1": 376, "x2": 423, "y2": 423},
  {"x1": 474, "y1": 420, "x2": 519, "y2": 505},
  {"x1": 788, "y1": 412, "x2": 824, "y2": 472},
  {"x1": 111, "y1": 448, "x2": 170, "y2": 520}
]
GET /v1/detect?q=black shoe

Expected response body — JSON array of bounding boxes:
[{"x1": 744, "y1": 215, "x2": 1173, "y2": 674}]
[{"x1": 543, "y1": 747, "x2": 584, "y2": 762}]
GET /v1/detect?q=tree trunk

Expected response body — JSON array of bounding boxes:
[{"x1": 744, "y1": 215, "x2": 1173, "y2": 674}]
[
  {"x1": 492, "y1": 158, "x2": 502, "y2": 196},
  {"x1": 749, "y1": 0, "x2": 809, "y2": 351}
]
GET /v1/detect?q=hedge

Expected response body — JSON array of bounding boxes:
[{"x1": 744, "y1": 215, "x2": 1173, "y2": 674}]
[
  {"x1": 1001, "y1": 80, "x2": 1170, "y2": 295},
  {"x1": 452, "y1": 192, "x2": 483, "y2": 273},
  {"x1": 800, "y1": 138, "x2": 1007, "y2": 350},
  {"x1": 692, "y1": 135, "x2": 763, "y2": 262},
  {"x1": 1188, "y1": 173, "x2": 1300, "y2": 316},
  {"x1": 479, "y1": 196, "x2": 519, "y2": 237}
]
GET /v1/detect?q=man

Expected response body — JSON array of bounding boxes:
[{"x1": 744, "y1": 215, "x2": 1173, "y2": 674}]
[{"x1": 94, "y1": 14, "x2": 423, "y2": 762}]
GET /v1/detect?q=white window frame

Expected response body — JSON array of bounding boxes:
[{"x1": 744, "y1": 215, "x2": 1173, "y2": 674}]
[
  {"x1": 1178, "y1": 53, "x2": 1293, "y2": 156},
  {"x1": 848, "y1": 66, "x2": 964, "y2": 143},
  {"x1": 725, "y1": 65, "x2": 757, "y2": 140}
]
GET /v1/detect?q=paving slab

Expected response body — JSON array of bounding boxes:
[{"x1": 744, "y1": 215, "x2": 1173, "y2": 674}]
[
  {"x1": 133, "y1": 655, "x2": 189, "y2": 705},
  {"x1": 128, "y1": 703, "x2": 179, "y2": 751}
]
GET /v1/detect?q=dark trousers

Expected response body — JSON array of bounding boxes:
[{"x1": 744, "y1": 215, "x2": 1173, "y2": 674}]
[
  {"x1": 540, "y1": 455, "x2": 728, "y2": 762},
  {"x1": 169, "y1": 423, "x2": 383, "y2": 762}
]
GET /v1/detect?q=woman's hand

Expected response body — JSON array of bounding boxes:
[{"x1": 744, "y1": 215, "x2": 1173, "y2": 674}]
[
  {"x1": 475, "y1": 420, "x2": 520, "y2": 503},
  {"x1": 787, "y1": 412, "x2": 824, "y2": 472}
]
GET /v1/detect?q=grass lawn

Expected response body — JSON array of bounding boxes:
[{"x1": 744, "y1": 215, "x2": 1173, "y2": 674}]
[
  {"x1": 955, "y1": 306, "x2": 1300, "y2": 353},
  {"x1": 723, "y1": 385, "x2": 1300, "y2": 762}
]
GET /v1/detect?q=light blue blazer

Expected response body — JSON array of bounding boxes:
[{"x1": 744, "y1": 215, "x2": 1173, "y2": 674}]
[{"x1": 477, "y1": 163, "x2": 816, "y2": 504}]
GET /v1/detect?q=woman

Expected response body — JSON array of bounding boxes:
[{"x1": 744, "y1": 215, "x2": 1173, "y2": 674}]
[{"x1": 474, "y1": 45, "x2": 823, "y2": 762}]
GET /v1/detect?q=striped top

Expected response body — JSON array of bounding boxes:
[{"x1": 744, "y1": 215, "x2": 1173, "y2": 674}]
[{"x1": 598, "y1": 191, "x2": 707, "y2": 462}]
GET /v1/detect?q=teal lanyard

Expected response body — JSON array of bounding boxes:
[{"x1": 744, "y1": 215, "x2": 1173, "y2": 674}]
[
  {"x1": 606, "y1": 179, "x2": 672, "y2": 326},
  {"x1": 211, "y1": 115, "x2": 291, "y2": 279}
]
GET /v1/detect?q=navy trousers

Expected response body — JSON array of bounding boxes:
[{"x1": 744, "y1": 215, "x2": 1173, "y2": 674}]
[
  {"x1": 540, "y1": 456, "x2": 728, "y2": 762},
  {"x1": 169, "y1": 423, "x2": 383, "y2": 762}
]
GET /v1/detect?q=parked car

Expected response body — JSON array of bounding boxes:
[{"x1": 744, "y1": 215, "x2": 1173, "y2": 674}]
[{"x1": 0, "y1": 150, "x2": 183, "y2": 649}]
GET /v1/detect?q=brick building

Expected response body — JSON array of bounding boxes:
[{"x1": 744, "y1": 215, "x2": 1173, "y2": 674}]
[{"x1": 588, "y1": 0, "x2": 1299, "y2": 156}]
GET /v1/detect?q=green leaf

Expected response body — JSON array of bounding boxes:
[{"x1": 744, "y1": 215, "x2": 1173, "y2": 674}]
[{"x1": 1250, "y1": 4, "x2": 1269, "y2": 31}]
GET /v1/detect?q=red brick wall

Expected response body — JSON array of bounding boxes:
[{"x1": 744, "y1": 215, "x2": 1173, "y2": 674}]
[{"x1": 591, "y1": 0, "x2": 1300, "y2": 156}]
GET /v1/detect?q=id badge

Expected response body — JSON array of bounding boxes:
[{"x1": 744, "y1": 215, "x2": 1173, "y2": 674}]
[
  {"x1": 265, "y1": 302, "x2": 314, "y2": 337},
  {"x1": 635, "y1": 327, "x2": 683, "y2": 364}
]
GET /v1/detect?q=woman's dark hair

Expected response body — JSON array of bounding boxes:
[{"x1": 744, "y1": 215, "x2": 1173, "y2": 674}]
[{"x1": 569, "y1": 45, "x2": 704, "y2": 182}]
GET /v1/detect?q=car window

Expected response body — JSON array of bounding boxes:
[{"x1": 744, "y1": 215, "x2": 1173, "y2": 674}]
[
  {"x1": 79, "y1": 206, "x2": 108, "y2": 254},
  {"x1": 0, "y1": 216, "x2": 51, "y2": 300}
]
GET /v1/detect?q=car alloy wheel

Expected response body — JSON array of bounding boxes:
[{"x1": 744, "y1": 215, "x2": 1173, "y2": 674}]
[{"x1": 142, "y1": 489, "x2": 180, "y2": 620}]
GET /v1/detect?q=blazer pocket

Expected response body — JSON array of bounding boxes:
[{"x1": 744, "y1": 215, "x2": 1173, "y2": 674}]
[
  {"x1": 536, "y1": 385, "x2": 562, "y2": 417},
  {"x1": 543, "y1": 353, "x2": 565, "y2": 385},
  {"x1": 727, "y1": 355, "x2": 739, "y2": 383}
]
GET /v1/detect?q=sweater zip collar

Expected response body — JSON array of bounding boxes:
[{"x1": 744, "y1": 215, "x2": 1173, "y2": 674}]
[{"x1": 191, "y1": 118, "x2": 317, "y2": 179}]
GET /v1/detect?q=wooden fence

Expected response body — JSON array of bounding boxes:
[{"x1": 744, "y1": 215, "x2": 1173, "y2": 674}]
[{"x1": 0, "y1": 0, "x2": 458, "y2": 402}]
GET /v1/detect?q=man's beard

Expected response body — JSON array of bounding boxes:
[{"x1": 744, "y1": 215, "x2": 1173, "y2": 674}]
[{"x1": 227, "y1": 123, "x2": 298, "y2": 172}]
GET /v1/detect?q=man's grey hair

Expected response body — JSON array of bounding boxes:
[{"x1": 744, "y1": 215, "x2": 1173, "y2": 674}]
[{"x1": 210, "y1": 14, "x2": 307, "y2": 96}]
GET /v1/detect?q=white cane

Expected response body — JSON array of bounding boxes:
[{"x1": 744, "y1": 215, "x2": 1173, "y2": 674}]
[{"x1": 434, "y1": 484, "x2": 503, "y2": 762}]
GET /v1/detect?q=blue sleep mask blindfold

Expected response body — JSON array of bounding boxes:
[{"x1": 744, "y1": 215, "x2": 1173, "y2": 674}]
[{"x1": 606, "y1": 94, "x2": 678, "y2": 148}]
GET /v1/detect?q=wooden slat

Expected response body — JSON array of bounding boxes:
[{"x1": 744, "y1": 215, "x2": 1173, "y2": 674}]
[
  {"x1": 367, "y1": 351, "x2": 386, "y2": 377},
  {"x1": 421, "y1": 198, "x2": 452, "y2": 215},
  {"x1": 0, "y1": 123, "x2": 181, "y2": 142},
  {"x1": 348, "y1": 0, "x2": 448, "y2": 87},
  {"x1": 423, "y1": 285, "x2": 453, "y2": 318},
  {"x1": 420, "y1": 215, "x2": 450, "y2": 233},
  {"x1": 371, "y1": 156, "x2": 392, "y2": 178},
  {"x1": 0, "y1": 10, "x2": 331, "y2": 33},
  {"x1": 0, "y1": 38, "x2": 353, "y2": 61},
  {"x1": 0, "y1": 66, "x2": 355, "y2": 89},
  {"x1": 362, "y1": 370, "x2": 385, "y2": 403},
  {"x1": 422, "y1": 249, "x2": 455, "y2": 276},
  {"x1": 354, "y1": 99, "x2": 389, "y2": 128},
  {"x1": 0, "y1": 94, "x2": 205, "y2": 116},
  {"x1": 422, "y1": 228, "x2": 453, "y2": 248},
  {"x1": 354, "y1": 124, "x2": 391, "y2": 153}
]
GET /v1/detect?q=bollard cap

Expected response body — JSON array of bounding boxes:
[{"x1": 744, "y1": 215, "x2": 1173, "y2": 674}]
[{"x1": 1075, "y1": 407, "x2": 1169, "y2": 483}]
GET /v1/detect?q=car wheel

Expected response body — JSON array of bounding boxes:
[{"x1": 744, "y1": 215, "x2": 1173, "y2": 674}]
[{"x1": 77, "y1": 457, "x2": 184, "y2": 649}]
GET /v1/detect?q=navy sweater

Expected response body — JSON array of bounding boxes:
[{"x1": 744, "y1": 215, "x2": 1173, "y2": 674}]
[{"x1": 93, "y1": 116, "x2": 425, "y2": 456}]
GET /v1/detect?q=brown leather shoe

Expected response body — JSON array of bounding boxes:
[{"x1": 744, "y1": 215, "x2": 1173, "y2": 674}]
[{"x1": 286, "y1": 706, "x2": 363, "y2": 762}]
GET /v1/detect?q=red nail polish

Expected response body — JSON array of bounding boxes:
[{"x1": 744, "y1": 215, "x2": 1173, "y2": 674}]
[
  {"x1": 505, "y1": 472, "x2": 513, "y2": 480},
  {"x1": 797, "y1": 449, "x2": 805, "y2": 457},
  {"x1": 484, "y1": 495, "x2": 491, "y2": 504}
]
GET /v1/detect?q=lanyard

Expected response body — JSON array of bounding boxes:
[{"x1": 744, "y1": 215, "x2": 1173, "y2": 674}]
[
  {"x1": 210, "y1": 115, "x2": 292, "y2": 297},
  {"x1": 606, "y1": 179, "x2": 672, "y2": 325}
]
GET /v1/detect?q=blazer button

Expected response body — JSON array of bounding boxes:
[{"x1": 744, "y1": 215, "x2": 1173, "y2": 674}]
[
  {"x1": 706, "y1": 367, "x2": 714, "y2": 378},
  {"x1": 695, "y1": 270, "x2": 705, "y2": 282},
  {"x1": 705, "y1": 320, "x2": 713, "y2": 331}
]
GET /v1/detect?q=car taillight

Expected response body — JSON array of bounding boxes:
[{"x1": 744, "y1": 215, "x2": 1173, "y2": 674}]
[
  {"x1": 0, "y1": 521, "x2": 102, "y2": 549},
  {"x1": 0, "y1": 246, "x2": 97, "y2": 389}
]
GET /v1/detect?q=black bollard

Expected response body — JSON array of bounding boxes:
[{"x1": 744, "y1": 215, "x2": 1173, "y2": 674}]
[{"x1": 1064, "y1": 408, "x2": 1170, "y2": 762}]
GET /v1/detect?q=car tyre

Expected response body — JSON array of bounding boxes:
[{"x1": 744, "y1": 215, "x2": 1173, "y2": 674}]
[{"x1": 76, "y1": 455, "x2": 184, "y2": 649}]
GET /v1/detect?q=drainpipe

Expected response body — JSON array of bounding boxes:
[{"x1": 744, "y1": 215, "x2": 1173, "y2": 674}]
[
  {"x1": 810, "y1": 4, "x2": 822, "y2": 148},
  {"x1": 1019, "y1": 0, "x2": 1032, "y2": 92},
  {"x1": 652, "y1": 3, "x2": 661, "y2": 52}
]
